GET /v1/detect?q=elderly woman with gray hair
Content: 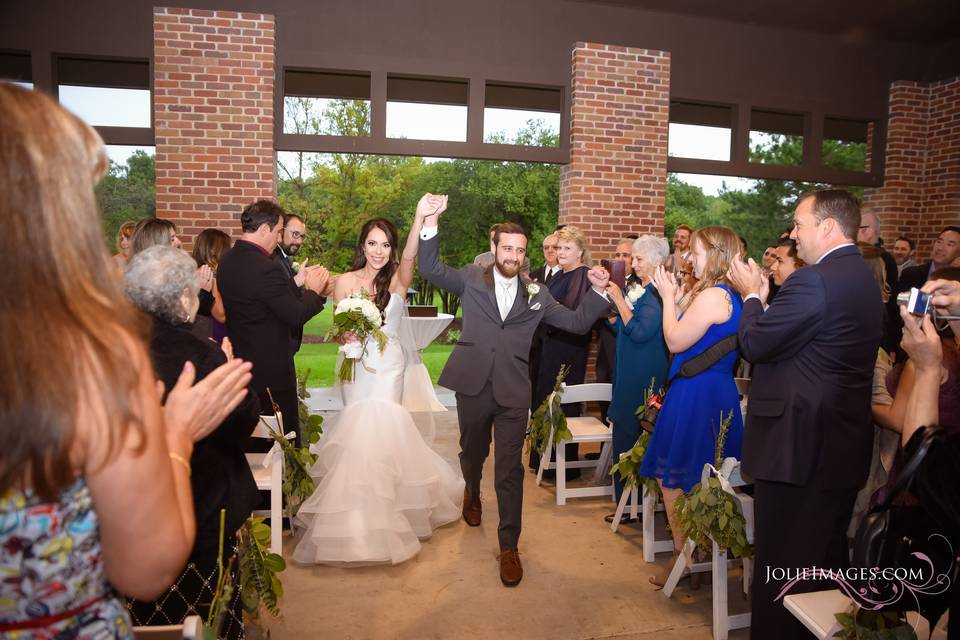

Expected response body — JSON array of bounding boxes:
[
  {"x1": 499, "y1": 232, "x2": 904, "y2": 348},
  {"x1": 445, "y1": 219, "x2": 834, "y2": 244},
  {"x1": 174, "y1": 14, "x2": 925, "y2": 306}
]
[
  {"x1": 603, "y1": 235, "x2": 671, "y2": 519},
  {"x1": 123, "y1": 245, "x2": 260, "y2": 639}
]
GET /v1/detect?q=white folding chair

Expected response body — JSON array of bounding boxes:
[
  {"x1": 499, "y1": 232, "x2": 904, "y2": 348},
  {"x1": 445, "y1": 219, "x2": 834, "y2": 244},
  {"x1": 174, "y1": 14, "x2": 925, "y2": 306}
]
[
  {"x1": 535, "y1": 383, "x2": 614, "y2": 505},
  {"x1": 133, "y1": 615, "x2": 201, "y2": 639},
  {"x1": 662, "y1": 458, "x2": 754, "y2": 640},
  {"x1": 783, "y1": 590, "x2": 939, "y2": 639},
  {"x1": 246, "y1": 413, "x2": 294, "y2": 554}
]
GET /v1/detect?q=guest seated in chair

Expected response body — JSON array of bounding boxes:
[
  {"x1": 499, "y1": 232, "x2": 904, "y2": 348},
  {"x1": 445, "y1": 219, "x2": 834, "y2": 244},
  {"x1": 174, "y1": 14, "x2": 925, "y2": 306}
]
[
  {"x1": 124, "y1": 246, "x2": 261, "y2": 639},
  {"x1": 603, "y1": 235, "x2": 671, "y2": 522}
]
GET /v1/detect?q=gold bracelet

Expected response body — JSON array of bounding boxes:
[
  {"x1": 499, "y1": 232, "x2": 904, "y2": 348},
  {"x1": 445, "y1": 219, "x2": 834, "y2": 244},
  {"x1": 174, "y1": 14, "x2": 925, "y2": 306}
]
[{"x1": 169, "y1": 452, "x2": 191, "y2": 477}]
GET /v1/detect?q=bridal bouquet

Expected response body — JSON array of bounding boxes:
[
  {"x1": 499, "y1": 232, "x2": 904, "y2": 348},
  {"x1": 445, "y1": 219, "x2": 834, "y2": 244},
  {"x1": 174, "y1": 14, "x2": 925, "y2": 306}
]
[{"x1": 325, "y1": 291, "x2": 388, "y2": 383}]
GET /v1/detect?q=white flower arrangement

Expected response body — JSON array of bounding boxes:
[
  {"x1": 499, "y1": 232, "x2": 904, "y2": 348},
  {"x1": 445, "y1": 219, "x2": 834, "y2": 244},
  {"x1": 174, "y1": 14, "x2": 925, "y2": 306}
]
[
  {"x1": 326, "y1": 291, "x2": 387, "y2": 382},
  {"x1": 626, "y1": 283, "x2": 645, "y2": 305},
  {"x1": 291, "y1": 261, "x2": 301, "y2": 274},
  {"x1": 526, "y1": 283, "x2": 540, "y2": 297}
]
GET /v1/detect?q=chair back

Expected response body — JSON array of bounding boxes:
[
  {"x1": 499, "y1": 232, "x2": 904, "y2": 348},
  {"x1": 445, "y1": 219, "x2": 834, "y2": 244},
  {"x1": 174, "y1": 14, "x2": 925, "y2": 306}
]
[
  {"x1": 559, "y1": 383, "x2": 612, "y2": 404},
  {"x1": 133, "y1": 615, "x2": 201, "y2": 639}
]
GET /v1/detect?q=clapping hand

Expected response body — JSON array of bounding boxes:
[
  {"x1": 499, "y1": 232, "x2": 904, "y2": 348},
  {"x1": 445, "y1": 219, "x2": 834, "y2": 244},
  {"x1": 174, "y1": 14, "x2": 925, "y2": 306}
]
[
  {"x1": 220, "y1": 336, "x2": 235, "y2": 361},
  {"x1": 727, "y1": 254, "x2": 764, "y2": 301},
  {"x1": 304, "y1": 264, "x2": 330, "y2": 295},
  {"x1": 651, "y1": 265, "x2": 683, "y2": 304},
  {"x1": 587, "y1": 265, "x2": 610, "y2": 292},
  {"x1": 162, "y1": 358, "x2": 253, "y2": 444},
  {"x1": 293, "y1": 258, "x2": 309, "y2": 287},
  {"x1": 197, "y1": 264, "x2": 214, "y2": 292}
]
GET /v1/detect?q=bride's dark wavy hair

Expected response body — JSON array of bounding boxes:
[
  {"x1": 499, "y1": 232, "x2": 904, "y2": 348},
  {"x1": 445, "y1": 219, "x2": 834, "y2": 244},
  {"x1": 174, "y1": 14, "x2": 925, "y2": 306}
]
[{"x1": 351, "y1": 218, "x2": 399, "y2": 311}]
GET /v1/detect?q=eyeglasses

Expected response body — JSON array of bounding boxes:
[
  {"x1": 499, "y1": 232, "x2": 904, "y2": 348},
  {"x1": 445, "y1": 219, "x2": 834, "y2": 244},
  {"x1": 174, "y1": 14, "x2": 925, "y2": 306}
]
[{"x1": 286, "y1": 229, "x2": 307, "y2": 241}]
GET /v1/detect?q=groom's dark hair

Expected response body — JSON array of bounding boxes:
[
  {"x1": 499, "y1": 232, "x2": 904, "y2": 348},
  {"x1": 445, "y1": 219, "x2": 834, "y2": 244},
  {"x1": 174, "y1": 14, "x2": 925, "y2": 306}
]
[{"x1": 493, "y1": 222, "x2": 527, "y2": 247}]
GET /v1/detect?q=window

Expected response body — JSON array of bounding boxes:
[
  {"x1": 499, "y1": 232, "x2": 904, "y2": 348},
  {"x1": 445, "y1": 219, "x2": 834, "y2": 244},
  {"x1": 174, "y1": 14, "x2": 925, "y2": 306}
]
[
  {"x1": 0, "y1": 51, "x2": 31, "y2": 85},
  {"x1": 56, "y1": 57, "x2": 151, "y2": 128},
  {"x1": 823, "y1": 117, "x2": 871, "y2": 172},
  {"x1": 484, "y1": 83, "x2": 561, "y2": 147},
  {"x1": 283, "y1": 69, "x2": 370, "y2": 136},
  {"x1": 668, "y1": 101, "x2": 733, "y2": 161},
  {"x1": 387, "y1": 75, "x2": 468, "y2": 142},
  {"x1": 749, "y1": 109, "x2": 804, "y2": 166}
]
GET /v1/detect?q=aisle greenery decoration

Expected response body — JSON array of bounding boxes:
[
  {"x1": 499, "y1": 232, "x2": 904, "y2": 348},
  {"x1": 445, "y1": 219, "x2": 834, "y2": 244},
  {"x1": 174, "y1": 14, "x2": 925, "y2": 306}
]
[
  {"x1": 238, "y1": 517, "x2": 286, "y2": 619},
  {"x1": 526, "y1": 364, "x2": 571, "y2": 454},
  {"x1": 833, "y1": 609, "x2": 917, "y2": 639},
  {"x1": 609, "y1": 381, "x2": 664, "y2": 499},
  {"x1": 264, "y1": 384, "x2": 323, "y2": 520},
  {"x1": 197, "y1": 510, "x2": 234, "y2": 639},
  {"x1": 674, "y1": 410, "x2": 752, "y2": 558}
]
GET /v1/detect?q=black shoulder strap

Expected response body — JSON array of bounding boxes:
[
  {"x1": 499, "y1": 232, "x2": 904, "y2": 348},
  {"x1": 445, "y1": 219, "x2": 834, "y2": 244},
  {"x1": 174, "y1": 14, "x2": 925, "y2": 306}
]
[{"x1": 667, "y1": 334, "x2": 738, "y2": 385}]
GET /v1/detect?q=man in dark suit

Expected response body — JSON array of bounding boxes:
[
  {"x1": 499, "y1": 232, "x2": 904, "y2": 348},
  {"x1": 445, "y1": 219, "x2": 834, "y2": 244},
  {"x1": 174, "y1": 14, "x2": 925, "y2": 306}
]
[
  {"x1": 419, "y1": 207, "x2": 612, "y2": 587},
  {"x1": 527, "y1": 233, "x2": 560, "y2": 410},
  {"x1": 595, "y1": 236, "x2": 637, "y2": 423},
  {"x1": 728, "y1": 189, "x2": 883, "y2": 639},
  {"x1": 274, "y1": 213, "x2": 311, "y2": 356},
  {"x1": 891, "y1": 226, "x2": 960, "y2": 358},
  {"x1": 218, "y1": 200, "x2": 329, "y2": 446}
]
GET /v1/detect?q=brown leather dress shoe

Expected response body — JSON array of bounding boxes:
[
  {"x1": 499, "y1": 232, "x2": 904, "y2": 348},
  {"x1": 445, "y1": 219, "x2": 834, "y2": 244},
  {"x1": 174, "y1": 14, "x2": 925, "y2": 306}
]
[
  {"x1": 462, "y1": 489, "x2": 481, "y2": 527},
  {"x1": 498, "y1": 550, "x2": 523, "y2": 587}
]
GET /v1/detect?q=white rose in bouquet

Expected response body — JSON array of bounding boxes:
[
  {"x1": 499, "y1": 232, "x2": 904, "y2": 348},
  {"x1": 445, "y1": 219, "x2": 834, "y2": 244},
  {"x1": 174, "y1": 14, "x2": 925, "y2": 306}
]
[{"x1": 327, "y1": 290, "x2": 388, "y2": 383}]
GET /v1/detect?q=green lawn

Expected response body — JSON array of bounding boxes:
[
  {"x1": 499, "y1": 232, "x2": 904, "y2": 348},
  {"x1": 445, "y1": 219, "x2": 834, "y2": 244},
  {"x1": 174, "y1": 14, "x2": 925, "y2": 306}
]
[{"x1": 295, "y1": 343, "x2": 454, "y2": 387}]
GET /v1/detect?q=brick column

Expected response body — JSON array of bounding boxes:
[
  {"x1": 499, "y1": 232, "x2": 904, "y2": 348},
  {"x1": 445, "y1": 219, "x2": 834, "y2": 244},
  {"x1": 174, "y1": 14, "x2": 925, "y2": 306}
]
[
  {"x1": 153, "y1": 8, "x2": 276, "y2": 246},
  {"x1": 865, "y1": 77, "x2": 960, "y2": 260},
  {"x1": 559, "y1": 43, "x2": 671, "y2": 256}
]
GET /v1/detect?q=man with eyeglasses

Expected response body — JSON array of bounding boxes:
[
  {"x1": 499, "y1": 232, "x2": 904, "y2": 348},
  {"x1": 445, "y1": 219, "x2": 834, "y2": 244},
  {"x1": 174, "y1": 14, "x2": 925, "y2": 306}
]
[{"x1": 274, "y1": 214, "x2": 320, "y2": 356}]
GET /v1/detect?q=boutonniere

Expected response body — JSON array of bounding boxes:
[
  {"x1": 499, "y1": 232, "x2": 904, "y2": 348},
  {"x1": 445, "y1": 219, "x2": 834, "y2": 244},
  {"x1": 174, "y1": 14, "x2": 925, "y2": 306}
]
[
  {"x1": 291, "y1": 261, "x2": 302, "y2": 274},
  {"x1": 526, "y1": 283, "x2": 540, "y2": 297},
  {"x1": 626, "y1": 284, "x2": 645, "y2": 304}
]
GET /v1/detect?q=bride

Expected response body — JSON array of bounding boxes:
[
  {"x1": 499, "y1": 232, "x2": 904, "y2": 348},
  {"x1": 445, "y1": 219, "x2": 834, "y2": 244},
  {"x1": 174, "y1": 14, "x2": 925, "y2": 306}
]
[{"x1": 293, "y1": 194, "x2": 465, "y2": 566}]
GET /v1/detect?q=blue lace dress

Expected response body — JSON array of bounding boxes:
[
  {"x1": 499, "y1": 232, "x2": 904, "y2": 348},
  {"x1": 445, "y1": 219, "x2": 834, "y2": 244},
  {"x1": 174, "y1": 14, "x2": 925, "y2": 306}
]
[
  {"x1": 639, "y1": 285, "x2": 744, "y2": 492},
  {"x1": 0, "y1": 479, "x2": 133, "y2": 639}
]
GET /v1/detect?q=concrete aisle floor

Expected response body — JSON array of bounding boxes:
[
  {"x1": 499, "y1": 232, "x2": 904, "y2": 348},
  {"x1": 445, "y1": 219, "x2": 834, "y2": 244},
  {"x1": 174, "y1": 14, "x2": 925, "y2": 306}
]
[{"x1": 264, "y1": 410, "x2": 750, "y2": 640}]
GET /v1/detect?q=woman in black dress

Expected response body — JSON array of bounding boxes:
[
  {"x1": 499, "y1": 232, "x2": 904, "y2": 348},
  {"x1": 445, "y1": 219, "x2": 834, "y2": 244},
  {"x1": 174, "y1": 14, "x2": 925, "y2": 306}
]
[
  {"x1": 530, "y1": 226, "x2": 593, "y2": 477},
  {"x1": 124, "y1": 245, "x2": 261, "y2": 639}
]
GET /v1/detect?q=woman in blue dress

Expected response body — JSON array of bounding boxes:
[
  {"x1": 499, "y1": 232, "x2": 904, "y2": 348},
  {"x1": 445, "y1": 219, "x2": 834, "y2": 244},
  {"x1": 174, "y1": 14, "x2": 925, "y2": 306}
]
[
  {"x1": 604, "y1": 235, "x2": 671, "y2": 517},
  {"x1": 640, "y1": 225, "x2": 744, "y2": 585}
]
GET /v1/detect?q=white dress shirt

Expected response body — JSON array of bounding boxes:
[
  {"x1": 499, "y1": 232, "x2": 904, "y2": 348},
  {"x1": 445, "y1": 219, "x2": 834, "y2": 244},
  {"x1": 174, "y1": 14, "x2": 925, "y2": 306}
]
[{"x1": 493, "y1": 267, "x2": 518, "y2": 320}]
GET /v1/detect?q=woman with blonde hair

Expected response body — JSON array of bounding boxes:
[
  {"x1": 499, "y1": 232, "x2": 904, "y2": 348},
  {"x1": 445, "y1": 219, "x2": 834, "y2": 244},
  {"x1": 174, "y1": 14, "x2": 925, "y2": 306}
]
[
  {"x1": 112, "y1": 221, "x2": 137, "y2": 268},
  {"x1": 530, "y1": 225, "x2": 593, "y2": 476},
  {"x1": 641, "y1": 225, "x2": 745, "y2": 586},
  {"x1": 0, "y1": 83, "x2": 252, "y2": 636}
]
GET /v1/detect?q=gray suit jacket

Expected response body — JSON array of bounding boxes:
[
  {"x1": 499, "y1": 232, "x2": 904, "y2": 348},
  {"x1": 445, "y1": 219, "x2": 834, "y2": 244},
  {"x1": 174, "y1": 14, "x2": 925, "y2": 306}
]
[{"x1": 420, "y1": 233, "x2": 611, "y2": 408}]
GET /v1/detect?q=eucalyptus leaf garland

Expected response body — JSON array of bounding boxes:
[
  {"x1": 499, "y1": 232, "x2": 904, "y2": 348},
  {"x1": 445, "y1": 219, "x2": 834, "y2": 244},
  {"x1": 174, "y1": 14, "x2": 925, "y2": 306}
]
[
  {"x1": 674, "y1": 410, "x2": 753, "y2": 559},
  {"x1": 238, "y1": 517, "x2": 286, "y2": 619},
  {"x1": 526, "y1": 364, "x2": 572, "y2": 454},
  {"x1": 833, "y1": 609, "x2": 917, "y2": 639}
]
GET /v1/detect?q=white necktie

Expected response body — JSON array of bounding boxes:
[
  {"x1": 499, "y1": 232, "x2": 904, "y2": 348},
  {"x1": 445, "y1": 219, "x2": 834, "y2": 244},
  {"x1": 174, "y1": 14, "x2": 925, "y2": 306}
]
[{"x1": 498, "y1": 281, "x2": 514, "y2": 321}]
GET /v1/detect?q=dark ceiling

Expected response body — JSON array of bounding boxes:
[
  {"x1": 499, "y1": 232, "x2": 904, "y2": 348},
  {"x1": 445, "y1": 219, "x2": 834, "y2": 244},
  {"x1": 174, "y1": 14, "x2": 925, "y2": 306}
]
[{"x1": 574, "y1": 0, "x2": 960, "y2": 44}]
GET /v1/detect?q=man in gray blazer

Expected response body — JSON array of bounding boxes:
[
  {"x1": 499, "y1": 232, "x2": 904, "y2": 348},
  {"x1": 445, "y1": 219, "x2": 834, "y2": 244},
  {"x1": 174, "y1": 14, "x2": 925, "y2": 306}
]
[{"x1": 418, "y1": 205, "x2": 613, "y2": 587}]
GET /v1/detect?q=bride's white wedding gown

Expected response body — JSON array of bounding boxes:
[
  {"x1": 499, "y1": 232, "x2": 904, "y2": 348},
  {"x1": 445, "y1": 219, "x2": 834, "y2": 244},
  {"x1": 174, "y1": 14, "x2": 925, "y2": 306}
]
[{"x1": 293, "y1": 293, "x2": 464, "y2": 565}]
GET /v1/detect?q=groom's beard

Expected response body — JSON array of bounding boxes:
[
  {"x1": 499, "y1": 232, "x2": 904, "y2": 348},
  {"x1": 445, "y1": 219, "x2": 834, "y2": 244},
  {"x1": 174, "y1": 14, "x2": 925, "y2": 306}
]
[{"x1": 495, "y1": 258, "x2": 521, "y2": 278}]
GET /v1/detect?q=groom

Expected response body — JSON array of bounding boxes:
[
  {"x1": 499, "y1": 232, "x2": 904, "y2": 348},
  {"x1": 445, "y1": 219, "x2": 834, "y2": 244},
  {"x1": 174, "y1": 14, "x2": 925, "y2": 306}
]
[{"x1": 418, "y1": 201, "x2": 614, "y2": 586}]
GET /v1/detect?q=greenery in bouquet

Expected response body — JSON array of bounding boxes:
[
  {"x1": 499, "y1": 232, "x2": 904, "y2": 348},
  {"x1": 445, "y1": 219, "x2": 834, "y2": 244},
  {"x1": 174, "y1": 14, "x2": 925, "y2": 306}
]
[
  {"x1": 833, "y1": 609, "x2": 917, "y2": 639},
  {"x1": 238, "y1": 516, "x2": 286, "y2": 620},
  {"x1": 325, "y1": 290, "x2": 389, "y2": 383},
  {"x1": 674, "y1": 410, "x2": 752, "y2": 559},
  {"x1": 526, "y1": 364, "x2": 572, "y2": 454}
]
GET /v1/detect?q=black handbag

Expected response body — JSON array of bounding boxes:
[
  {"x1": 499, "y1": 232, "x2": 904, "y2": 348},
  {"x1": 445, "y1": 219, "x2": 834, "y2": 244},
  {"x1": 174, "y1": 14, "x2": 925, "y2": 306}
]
[
  {"x1": 851, "y1": 425, "x2": 958, "y2": 624},
  {"x1": 638, "y1": 334, "x2": 738, "y2": 433}
]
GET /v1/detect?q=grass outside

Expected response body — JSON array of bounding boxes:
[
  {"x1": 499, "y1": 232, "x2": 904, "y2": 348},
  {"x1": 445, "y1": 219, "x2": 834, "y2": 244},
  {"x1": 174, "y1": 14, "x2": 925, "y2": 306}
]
[
  {"x1": 295, "y1": 343, "x2": 454, "y2": 387},
  {"x1": 298, "y1": 292, "x2": 458, "y2": 386}
]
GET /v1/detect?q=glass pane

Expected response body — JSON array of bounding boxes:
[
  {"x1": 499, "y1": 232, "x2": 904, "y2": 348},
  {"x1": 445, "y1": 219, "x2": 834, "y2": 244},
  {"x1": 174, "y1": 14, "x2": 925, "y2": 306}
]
[
  {"x1": 59, "y1": 85, "x2": 151, "y2": 128},
  {"x1": 105, "y1": 145, "x2": 155, "y2": 167},
  {"x1": 823, "y1": 117, "x2": 870, "y2": 172},
  {"x1": 283, "y1": 96, "x2": 370, "y2": 136},
  {"x1": 668, "y1": 123, "x2": 731, "y2": 161},
  {"x1": 749, "y1": 131, "x2": 804, "y2": 166},
  {"x1": 483, "y1": 108, "x2": 560, "y2": 147},
  {"x1": 386, "y1": 102, "x2": 467, "y2": 142}
]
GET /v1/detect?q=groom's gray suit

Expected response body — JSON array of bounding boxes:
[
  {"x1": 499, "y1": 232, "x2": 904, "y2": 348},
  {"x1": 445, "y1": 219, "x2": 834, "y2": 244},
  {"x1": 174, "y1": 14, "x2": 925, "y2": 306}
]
[{"x1": 419, "y1": 229, "x2": 612, "y2": 550}]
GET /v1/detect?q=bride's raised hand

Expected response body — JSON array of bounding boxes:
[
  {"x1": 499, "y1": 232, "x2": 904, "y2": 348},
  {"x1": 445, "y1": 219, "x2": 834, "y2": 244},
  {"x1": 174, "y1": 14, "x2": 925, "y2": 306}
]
[
  {"x1": 431, "y1": 194, "x2": 448, "y2": 218},
  {"x1": 415, "y1": 193, "x2": 437, "y2": 223}
]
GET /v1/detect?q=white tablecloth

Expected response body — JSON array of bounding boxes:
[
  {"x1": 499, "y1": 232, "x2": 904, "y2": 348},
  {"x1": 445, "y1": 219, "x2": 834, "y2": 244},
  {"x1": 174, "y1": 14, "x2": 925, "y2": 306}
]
[{"x1": 397, "y1": 313, "x2": 454, "y2": 413}]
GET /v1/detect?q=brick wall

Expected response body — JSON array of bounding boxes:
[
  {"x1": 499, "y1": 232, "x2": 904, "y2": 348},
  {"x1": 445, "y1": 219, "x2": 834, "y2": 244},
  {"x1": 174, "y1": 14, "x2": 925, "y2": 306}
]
[
  {"x1": 865, "y1": 76, "x2": 960, "y2": 260},
  {"x1": 558, "y1": 43, "x2": 671, "y2": 253},
  {"x1": 153, "y1": 7, "x2": 276, "y2": 247},
  {"x1": 558, "y1": 43, "x2": 671, "y2": 383}
]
